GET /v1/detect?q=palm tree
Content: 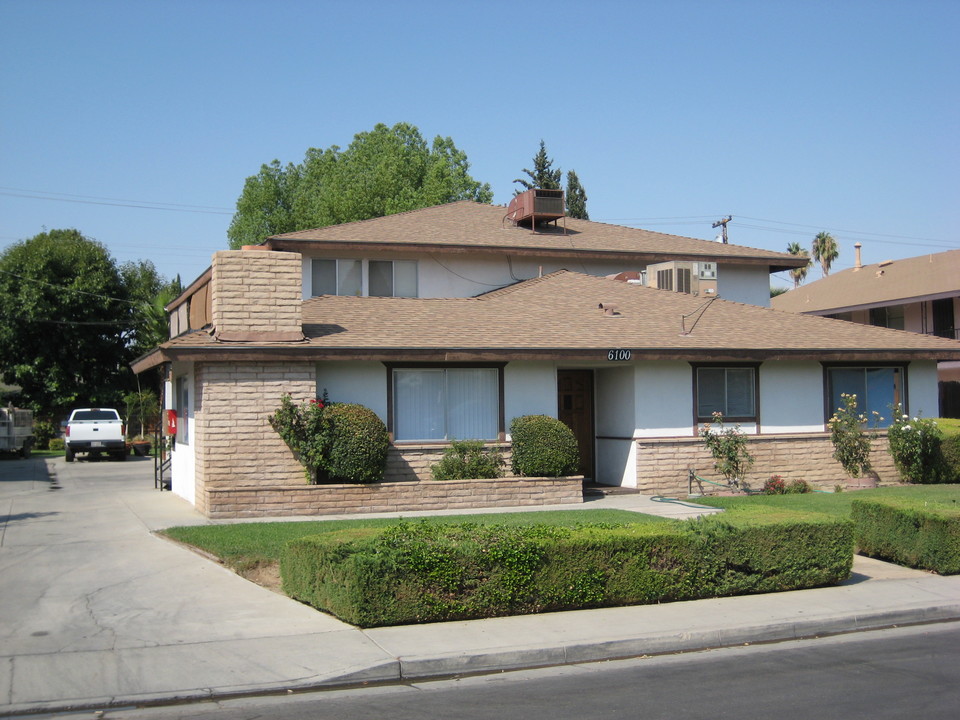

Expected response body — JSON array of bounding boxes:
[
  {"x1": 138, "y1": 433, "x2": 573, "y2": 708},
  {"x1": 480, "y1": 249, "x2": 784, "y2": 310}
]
[
  {"x1": 812, "y1": 232, "x2": 839, "y2": 277},
  {"x1": 787, "y1": 241, "x2": 812, "y2": 288}
]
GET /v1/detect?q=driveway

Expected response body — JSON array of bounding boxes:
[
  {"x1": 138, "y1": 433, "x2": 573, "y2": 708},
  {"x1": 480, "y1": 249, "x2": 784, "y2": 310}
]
[{"x1": 0, "y1": 456, "x2": 394, "y2": 712}]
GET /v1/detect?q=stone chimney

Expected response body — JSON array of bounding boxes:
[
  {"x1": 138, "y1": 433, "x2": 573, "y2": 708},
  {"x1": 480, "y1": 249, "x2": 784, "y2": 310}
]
[
  {"x1": 210, "y1": 249, "x2": 305, "y2": 342},
  {"x1": 853, "y1": 242, "x2": 863, "y2": 271}
]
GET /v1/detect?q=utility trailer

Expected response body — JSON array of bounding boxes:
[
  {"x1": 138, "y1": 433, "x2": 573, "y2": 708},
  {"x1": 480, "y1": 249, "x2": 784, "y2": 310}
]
[{"x1": 0, "y1": 406, "x2": 34, "y2": 458}]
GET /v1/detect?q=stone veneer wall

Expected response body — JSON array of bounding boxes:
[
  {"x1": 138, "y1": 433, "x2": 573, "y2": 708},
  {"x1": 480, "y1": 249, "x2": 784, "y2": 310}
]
[
  {"x1": 210, "y1": 250, "x2": 302, "y2": 336},
  {"x1": 634, "y1": 433, "x2": 897, "y2": 496},
  {"x1": 205, "y1": 476, "x2": 583, "y2": 519},
  {"x1": 194, "y1": 361, "x2": 316, "y2": 515},
  {"x1": 386, "y1": 444, "x2": 513, "y2": 482}
]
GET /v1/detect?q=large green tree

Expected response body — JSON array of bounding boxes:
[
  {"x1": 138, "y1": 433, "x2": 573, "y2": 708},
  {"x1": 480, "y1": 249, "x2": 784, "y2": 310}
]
[
  {"x1": 513, "y1": 140, "x2": 589, "y2": 219},
  {"x1": 812, "y1": 231, "x2": 839, "y2": 277},
  {"x1": 0, "y1": 230, "x2": 175, "y2": 419},
  {"x1": 227, "y1": 122, "x2": 493, "y2": 248}
]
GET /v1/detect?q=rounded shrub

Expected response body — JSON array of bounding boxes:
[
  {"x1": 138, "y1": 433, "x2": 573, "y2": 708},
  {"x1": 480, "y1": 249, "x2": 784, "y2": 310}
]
[
  {"x1": 509, "y1": 415, "x2": 579, "y2": 477},
  {"x1": 320, "y1": 403, "x2": 389, "y2": 484}
]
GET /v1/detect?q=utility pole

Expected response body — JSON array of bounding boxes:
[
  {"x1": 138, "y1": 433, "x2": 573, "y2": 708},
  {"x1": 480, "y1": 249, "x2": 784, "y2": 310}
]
[{"x1": 712, "y1": 215, "x2": 732, "y2": 244}]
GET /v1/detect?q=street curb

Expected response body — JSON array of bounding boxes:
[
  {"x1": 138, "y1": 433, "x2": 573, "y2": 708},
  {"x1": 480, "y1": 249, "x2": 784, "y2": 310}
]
[
  {"x1": 388, "y1": 602, "x2": 960, "y2": 680},
  {"x1": 4, "y1": 603, "x2": 959, "y2": 718}
]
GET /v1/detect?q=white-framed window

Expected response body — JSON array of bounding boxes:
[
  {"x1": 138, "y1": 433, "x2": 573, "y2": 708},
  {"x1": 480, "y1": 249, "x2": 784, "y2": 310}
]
[
  {"x1": 391, "y1": 366, "x2": 500, "y2": 441},
  {"x1": 369, "y1": 260, "x2": 417, "y2": 297},
  {"x1": 175, "y1": 375, "x2": 190, "y2": 444},
  {"x1": 311, "y1": 258, "x2": 417, "y2": 297},
  {"x1": 825, "y1": 364, "x2": 904, "y2": 429},
  {"x1": 694, "y1": 365, "x2": 758, "y2": 422},
  {"x1": 311, "y1": 259, "x2": 361, "y2": 296}
]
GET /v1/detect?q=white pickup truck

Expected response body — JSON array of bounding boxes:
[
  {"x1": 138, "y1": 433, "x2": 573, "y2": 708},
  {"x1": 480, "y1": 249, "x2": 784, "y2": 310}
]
[{"x1": 65, "y1": 408, "x2": 127, "y2": 462}]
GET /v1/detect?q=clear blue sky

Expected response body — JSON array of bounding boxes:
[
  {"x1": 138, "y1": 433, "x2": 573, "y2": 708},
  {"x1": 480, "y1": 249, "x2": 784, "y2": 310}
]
[{"x1": 2, "y1": 0, "x2": 958, "y2": 289}]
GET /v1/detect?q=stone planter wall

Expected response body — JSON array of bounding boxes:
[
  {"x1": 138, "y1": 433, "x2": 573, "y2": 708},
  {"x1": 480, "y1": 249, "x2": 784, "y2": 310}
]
[
  {"x1": 634, "y1": 432, "x2": 896, "y2": 497},
  {"x1": 204, "y1": 475, "x2": 583, "y2": 519}
]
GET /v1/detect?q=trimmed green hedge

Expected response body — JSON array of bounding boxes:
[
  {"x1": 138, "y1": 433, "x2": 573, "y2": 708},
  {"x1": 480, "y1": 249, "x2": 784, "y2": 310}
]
[
  {"x1": 851, "y1": 498, "x2": 960, "y2": 574},
  {"x1": 281, "y1": 517, "x2": 853, "y2": 627},
  {"x1": 942, "y1": 435, "x2": 960, "y2": 483}
]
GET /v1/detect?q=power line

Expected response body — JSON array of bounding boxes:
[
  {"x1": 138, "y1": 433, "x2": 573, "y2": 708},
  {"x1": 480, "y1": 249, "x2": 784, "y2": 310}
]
[
  {"x1": 0, "y1": 268, "x2": 139, "y2": 305},
  {"x1": 0, "y1": 188, "x2": 233, "y2": 215}
]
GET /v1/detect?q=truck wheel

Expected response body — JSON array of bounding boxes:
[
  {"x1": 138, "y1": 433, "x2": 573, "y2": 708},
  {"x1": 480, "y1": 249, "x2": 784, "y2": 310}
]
[
  {"x1": 65, "y1": 448, "x2": 74, "y2": 462},
  {"x1": 114, "y1": 450, "x2": 128, "y2": 461}
]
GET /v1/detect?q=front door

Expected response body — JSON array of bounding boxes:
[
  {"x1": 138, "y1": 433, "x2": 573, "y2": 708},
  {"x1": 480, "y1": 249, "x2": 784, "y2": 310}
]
[{"x1": 557, "y1": 369, "x2": 594, "y2": 479}]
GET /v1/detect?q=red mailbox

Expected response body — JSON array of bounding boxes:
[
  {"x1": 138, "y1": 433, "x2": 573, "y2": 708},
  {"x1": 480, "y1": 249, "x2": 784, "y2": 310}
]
[{"x1": 164, "y1": 409, "x2": 178, "y2": 436}]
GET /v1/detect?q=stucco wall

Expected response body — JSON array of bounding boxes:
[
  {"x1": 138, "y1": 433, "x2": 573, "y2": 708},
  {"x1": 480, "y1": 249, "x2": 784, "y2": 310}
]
[
  {"x1": 167, "y1": 363, "x2": 196, "y2": 504},
  {"x1": 317, "y1": 361, "x2": 388, "y2": 420},
  {"x1": 504, "y1": 362, "x2": 559, "y2": 431},
  {"x1": 716, "y1": 264, "x2": 774, "y2": 307},
  {"x1": 759, "y1": 362, "x2": 825, "y2": 433},
  {"x1": 635, "y1": 362, "x2": 693, "y2": 437}
]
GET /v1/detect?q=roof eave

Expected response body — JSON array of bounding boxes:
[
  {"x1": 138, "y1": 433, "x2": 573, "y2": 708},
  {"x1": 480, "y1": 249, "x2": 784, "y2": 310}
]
[
  {"x1": 265, "y1": 238, "x2": 801, "y2": 269},
  {"x1": 142, "y1": 344, "x2": 960, "y2": 365}
]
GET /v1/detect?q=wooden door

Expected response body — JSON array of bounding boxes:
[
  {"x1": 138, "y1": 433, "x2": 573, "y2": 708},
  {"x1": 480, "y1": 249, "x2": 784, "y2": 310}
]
[{"x1": 557, "y1": 370, "x2": 594, "y2": 479}]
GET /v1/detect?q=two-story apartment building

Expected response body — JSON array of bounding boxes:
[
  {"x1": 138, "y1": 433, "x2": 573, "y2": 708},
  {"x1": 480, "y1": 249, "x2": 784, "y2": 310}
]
[
  {"x1": 773, "y1": 246, "x2": 960, "y2": 415},
  {"x1": 133, "y1": 200, "x2": 960, "y2": 517}
]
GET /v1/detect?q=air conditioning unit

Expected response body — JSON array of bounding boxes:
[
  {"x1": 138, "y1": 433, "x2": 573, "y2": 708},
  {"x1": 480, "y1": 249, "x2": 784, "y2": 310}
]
[
  {"x1": 646, "y1": 261, "x2": 718, "y2": 296},
  {"x1": 506, "y1": 188, "x2": 565, "y2": 227}
]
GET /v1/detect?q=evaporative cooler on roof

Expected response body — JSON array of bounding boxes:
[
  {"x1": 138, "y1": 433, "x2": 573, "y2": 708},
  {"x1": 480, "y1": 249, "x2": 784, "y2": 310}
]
[{"x1": 507, "y1": 188, "x2": 566, "y2": 229}]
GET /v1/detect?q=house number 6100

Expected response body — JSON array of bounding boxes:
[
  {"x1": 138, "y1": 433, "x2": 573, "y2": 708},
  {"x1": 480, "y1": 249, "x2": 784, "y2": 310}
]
[{"x1": 607, "y1": 349, "x2": 632, "y2": 361}]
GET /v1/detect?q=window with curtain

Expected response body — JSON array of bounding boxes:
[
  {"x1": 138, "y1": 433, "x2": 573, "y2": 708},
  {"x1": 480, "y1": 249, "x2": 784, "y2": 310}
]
[
  {"x1": 826, "y1": 366, "x2": 903, "y2": 428},
  {"x1": 695, "y1": 366, "x2": 757, "y2": 421},
  {"x1": 392, "y1": 367, "x2": 499, "y2": 441}
]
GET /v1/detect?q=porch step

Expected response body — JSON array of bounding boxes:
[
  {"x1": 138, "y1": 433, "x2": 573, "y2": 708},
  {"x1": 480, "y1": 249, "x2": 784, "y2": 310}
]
[{"x1": 582, "y1": 482, "x2": 640, "y2": 497}]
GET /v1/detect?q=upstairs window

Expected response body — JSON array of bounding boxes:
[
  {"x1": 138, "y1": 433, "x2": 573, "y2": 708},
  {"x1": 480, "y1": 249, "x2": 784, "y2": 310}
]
[
  {"x1": 369, "y1": 260, "x2": 418, "y2": 297},
  {"x1": 311, "y1": 259, "x2": 417, "y2": 297},
  {"x1": 869, "y1": 305, "x2": 905, "y2": 331},
  {"x1": 312, "y1": 259, "x2": 361, "y2": 296}
]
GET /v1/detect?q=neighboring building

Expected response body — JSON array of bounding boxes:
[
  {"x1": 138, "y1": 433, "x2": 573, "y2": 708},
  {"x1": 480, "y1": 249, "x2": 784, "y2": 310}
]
[
  {"x1": 133, "y1": 202, "x2": 960, "y2": 517},
  {"x1": 773, "y1": 246, "x2": 960, "y2": 414}
]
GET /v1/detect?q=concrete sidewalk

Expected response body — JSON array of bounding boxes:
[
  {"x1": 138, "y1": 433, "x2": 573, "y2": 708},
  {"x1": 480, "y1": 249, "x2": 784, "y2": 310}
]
[{"x1": 1, "y1": 457, "x2": 958, "y2": 716}]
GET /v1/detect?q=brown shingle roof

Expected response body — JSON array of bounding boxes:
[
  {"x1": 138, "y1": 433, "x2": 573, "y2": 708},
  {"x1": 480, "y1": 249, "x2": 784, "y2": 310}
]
[
  {"x1": 264, "y1": 201, "x2": 808, "y2": 272},
  {"x1": 772, "y1": 249, "x2": 960, "y2": 314},
  {"x1": 145, "y1": 271, "x2": 960, "y2": 368}
]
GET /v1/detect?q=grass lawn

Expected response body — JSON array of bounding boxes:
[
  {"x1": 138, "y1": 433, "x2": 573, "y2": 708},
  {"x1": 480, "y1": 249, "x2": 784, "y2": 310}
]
[
  {"x1": 695, "y1": 484, "x2": 960, "y2": 519},
  {"x1": 161, "y1": 509, "x2": 666, "y2": 573},
  {"x1": 936, "y1": 417, "x2": 960, "y2": 437}
]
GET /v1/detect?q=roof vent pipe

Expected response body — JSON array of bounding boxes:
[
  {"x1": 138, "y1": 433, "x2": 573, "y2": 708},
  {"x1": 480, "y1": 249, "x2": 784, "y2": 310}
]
[{"x1": 854, "y1": 242, "x2": 863, "y2": 271}]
